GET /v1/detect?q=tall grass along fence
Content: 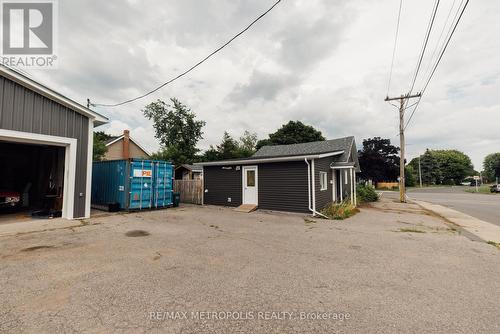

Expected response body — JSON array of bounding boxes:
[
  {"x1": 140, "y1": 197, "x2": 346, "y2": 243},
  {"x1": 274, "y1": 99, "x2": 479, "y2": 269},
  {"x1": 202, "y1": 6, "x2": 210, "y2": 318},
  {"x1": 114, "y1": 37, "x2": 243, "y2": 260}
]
[{"x1": 173, "y1": 180, "x2": 203, "y2": 204}]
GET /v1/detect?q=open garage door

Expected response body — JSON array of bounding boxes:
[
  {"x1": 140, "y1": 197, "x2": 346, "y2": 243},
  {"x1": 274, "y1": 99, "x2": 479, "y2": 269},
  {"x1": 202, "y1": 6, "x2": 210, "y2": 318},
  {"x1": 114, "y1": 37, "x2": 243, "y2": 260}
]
[{"x1": 0, "y1": 141, "x2": 66, "y2": 220}]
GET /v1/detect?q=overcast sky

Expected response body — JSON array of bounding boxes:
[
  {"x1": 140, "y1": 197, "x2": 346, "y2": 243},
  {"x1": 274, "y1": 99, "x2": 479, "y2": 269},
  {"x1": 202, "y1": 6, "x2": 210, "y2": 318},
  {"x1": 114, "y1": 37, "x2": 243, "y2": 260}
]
[{"x1": 27, "y1": 0, "x2": 499, "y2": 169}]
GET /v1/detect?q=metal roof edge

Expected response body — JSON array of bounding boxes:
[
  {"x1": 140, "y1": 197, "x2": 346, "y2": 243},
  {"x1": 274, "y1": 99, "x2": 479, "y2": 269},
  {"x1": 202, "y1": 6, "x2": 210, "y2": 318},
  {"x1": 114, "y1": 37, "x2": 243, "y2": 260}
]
[{"x1": 0, "y1": 65, "x2": 108, "y2": 125}]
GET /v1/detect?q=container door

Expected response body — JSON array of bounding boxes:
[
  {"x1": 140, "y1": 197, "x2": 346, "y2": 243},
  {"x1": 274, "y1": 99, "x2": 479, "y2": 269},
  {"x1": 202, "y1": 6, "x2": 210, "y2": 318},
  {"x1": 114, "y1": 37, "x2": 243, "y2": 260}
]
[
  {"x1": 92, "y1": 160, "x2": 127, "y2": 209},
  {"x1": 129, "y1": 160, "x2": 154, "y2": 209},
  {"x1": 153, "y1": 161, "x2": 173, "y2": 207}
]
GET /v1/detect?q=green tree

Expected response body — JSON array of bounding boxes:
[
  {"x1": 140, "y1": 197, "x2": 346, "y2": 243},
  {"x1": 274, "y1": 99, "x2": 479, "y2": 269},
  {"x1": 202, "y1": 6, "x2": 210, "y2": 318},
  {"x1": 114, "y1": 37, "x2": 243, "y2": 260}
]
[
  {"x1": 93, "y1": 131, "x2": 112, "y2": 161},
  {"x1": 143, "y1": 98, "x2": 205, "y2": 166},
  {"x1": 483, "y1": 153, "x2": 500, "y2": 181},
  {"x1": 239, "y1": 130, "x2": 258, "y2": 157},
  {"x1": 432, "y1": 150, "x2": 474, "y2": 185},
  {"x1": 200, "y1": 146, "x2": 220, "y2": 162},
  {"x1": 409, "y1": 149, "x2": 474, "y2": 185},
  {"x1": 200, "y1": 131, "x2": 257, "y2": 162},
  {"x1": 358, "y1": 137, "x2": 400, "y2": 183},
  {"x1": 217, "y1": 132, "x2": 241, "y2": 160},
  {"x1": 418, "y1": 149, "x2": 441, "y2": 185},
  {"x1": 256, "y1": 121, "x2": 325, "y2": 149},
  {"x1": 405, "y1": 165, "x2": 416, "y2": 187}
]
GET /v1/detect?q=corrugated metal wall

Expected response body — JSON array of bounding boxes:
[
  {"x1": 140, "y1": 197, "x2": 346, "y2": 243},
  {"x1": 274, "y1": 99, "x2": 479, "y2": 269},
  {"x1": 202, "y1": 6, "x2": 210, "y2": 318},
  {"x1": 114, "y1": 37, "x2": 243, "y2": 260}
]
[{"x1": 0, "y1": 75, "x2": 89, "y2": 218}]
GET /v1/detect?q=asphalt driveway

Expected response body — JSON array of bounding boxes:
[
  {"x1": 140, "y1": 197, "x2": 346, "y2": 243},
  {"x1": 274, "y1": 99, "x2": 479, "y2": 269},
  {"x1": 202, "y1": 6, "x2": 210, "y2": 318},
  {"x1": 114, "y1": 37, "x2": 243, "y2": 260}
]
[
  {"x1": 407, "y1": 187, "x2": 500, "y2": 226},
  {"x1": 1, "y1": 199, "x2": 499, "y2": 333}
]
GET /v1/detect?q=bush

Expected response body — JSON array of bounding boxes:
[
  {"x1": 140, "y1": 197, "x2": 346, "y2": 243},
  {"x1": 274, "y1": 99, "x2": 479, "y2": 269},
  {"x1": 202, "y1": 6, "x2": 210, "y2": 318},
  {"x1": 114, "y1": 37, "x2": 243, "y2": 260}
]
[
  {"x1": 357, "y1": 184, "x2": 379, "y2": 203},
  {"x1": 321, "y1": 201, "x2": 358, "y2": 220}
]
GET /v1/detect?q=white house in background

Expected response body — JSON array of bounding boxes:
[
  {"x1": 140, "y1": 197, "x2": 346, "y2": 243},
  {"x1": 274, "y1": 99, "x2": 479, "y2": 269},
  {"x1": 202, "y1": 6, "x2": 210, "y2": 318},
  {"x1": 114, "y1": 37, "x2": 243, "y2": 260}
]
[{"x1": 103, "y1": 130, "x2": 151, "y2": 160}]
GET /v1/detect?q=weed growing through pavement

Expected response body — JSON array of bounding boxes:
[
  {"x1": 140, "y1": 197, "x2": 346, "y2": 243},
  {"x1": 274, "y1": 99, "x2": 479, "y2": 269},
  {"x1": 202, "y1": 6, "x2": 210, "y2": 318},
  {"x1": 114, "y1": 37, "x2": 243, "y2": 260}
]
[
  {"x1": 397, "y1": 228, "x2": 426, "y2": 233},
  {"x1": 304, "y1": 218, "x2": 317, "y2": 224},
  {"x1": 486, "y1": 241, "x2": 500, "y2": 249}
]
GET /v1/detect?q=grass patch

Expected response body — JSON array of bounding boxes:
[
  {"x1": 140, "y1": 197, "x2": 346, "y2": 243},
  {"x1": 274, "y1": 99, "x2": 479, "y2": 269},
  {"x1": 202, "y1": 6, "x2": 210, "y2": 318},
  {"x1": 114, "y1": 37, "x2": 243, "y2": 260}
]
[
  {"x1": 464, "y1": 185, "x2": 495, "y2": 194},
  {"x1": 321, "y1": 201, "x2": 359, "y2": 220},
  {"x1": 486, "y1": 241, "x2": 500, "y2": 249},
  {"x1": 397, "y1": 228, "x2": 426, "y2": 233},
  {"x1": 304, "y1": 218, "x2": 317, "y2": 224}
]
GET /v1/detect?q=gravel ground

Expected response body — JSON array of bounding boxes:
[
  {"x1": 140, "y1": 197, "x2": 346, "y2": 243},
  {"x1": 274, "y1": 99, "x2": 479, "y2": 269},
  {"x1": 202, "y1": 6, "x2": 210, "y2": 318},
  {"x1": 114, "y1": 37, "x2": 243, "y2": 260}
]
[{"x1": 1, "y1": 198, "x2": 499, "y2": 333}]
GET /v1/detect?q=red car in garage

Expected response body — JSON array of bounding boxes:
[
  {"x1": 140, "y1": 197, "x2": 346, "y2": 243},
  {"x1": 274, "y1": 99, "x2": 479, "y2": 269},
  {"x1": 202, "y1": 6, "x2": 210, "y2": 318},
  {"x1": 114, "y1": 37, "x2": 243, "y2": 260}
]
[{"x1": 0, "y1": 190, "x2": 21, "y2": 209}]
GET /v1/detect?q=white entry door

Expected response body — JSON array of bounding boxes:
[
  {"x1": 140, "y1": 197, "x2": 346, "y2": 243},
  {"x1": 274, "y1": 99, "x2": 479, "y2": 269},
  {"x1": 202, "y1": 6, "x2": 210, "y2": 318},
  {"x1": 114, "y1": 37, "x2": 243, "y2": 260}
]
[{"x1": 243, "y1": 166, "x2": 258, "y2": 205}]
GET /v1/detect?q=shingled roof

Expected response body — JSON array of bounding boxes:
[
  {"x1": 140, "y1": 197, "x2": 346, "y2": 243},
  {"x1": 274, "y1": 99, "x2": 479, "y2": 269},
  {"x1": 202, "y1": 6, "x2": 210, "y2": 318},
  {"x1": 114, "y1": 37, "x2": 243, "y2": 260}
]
[
  {"x1": 195, "y1": 136, "x2": 357, "y2": 166},
  {"x1": 253, "y1": 136, "x2": 355, "y2": 161}
]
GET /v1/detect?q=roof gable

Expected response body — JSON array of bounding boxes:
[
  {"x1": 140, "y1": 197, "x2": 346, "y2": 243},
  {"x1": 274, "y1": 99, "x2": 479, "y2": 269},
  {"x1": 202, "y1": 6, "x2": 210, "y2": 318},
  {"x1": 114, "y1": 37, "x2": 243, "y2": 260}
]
[{"x1": 105, "y1": 135, "x2": 151, "y2": 156}]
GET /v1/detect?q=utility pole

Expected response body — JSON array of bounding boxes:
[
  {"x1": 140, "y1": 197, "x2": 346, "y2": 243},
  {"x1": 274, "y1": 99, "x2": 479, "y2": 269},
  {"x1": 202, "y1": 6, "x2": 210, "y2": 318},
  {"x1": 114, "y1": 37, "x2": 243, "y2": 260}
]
[
  {"x1": 385, "y1": 93, "x2": 421, "y2": 203},
  {"x1": 418, "y1": 155, "x2": 423, "y2": 188}
]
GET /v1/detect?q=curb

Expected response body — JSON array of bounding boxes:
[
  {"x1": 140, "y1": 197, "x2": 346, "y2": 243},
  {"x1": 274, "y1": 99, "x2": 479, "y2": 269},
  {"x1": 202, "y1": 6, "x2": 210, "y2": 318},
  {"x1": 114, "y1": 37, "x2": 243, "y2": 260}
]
[{"x1": 414, "y1": 200, "x2": 500, "y2": 244}]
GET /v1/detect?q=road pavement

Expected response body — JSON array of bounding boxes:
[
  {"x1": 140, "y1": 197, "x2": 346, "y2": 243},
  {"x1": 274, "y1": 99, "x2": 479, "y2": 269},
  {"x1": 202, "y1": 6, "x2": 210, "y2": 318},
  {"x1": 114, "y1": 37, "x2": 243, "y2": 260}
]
[
  {"x1": 2, "y1": 200, "x2": 499, "y2": 333},
  {"x1": 407, "y1": 187, "x2": 499, "y2": 226}
]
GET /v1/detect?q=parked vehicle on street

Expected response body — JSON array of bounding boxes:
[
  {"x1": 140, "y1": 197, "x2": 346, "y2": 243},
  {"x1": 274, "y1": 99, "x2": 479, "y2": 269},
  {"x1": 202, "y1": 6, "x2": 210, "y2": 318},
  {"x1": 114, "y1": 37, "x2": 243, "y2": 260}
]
[
  {"x1": 490, "y1": 184, "x2": 500, "y2": 193},
  {"x1": 0, "y1": 190, "x2": 21, "y2": 209}
]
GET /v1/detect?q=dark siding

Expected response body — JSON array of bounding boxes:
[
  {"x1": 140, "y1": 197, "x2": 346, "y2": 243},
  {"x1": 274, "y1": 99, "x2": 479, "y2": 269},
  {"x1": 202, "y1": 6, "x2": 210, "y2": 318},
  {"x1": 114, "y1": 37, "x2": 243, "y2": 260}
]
[
  {"x1": 203, "y1": 165, "x2": 242, "y2": 207},
  {"x1": 314, "y1": 157, "x2": 333, "y2": 210},
  {"x1": 258, "y1": 161, "x2": 309, "y2": 213},
  {"x1": 203, "y1": 160, "x2": 311, "y2": 213},
  {"x1": 0, "y1": 75, "x2": 89, "y2": 218}
]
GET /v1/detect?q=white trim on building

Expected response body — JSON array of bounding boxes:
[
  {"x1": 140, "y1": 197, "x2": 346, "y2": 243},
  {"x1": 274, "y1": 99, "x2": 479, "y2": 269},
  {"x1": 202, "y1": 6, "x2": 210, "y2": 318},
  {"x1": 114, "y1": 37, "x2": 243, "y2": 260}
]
[
  {"x1": 105, "y1": 135, "x2": 152, "y2": 156},
  {"x1": 0, "y1": 129, "x2": 78, "y2": 219},
  {"x1": 195, "y1": 151, "x2": 344, "y2": 166}
]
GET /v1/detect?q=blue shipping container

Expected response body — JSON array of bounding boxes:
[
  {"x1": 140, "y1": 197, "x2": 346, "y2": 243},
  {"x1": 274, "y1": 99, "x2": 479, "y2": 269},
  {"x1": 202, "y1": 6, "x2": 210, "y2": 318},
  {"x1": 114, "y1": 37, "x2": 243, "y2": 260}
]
[{"x1": 92, "y1": 159, "x2": 173, "y2": 210}]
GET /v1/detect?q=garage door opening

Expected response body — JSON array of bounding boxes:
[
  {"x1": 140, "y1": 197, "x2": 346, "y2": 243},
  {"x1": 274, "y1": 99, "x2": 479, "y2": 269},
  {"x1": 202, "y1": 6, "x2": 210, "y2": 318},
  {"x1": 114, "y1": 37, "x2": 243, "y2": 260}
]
[{"x1": 0, "y1": 141, "x2": 66, "y2": 222}]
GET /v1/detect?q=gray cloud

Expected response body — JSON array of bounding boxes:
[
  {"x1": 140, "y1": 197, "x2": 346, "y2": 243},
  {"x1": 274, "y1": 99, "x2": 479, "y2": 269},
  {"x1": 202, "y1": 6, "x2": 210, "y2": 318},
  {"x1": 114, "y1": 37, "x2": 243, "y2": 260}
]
[
  {"x1": 228, "y1": 70, "x2": 298, "y2": 103},
  {"x1": 22, "y1": 0, "x2": 500, "y2": 170}
]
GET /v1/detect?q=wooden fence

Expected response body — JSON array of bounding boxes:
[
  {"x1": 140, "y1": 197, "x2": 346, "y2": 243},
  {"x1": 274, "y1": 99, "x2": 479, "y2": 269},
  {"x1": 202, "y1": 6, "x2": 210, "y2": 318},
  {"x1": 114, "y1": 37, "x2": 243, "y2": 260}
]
[{"x1": 173, "y1": 180, "x2": 203, "y2": 204}]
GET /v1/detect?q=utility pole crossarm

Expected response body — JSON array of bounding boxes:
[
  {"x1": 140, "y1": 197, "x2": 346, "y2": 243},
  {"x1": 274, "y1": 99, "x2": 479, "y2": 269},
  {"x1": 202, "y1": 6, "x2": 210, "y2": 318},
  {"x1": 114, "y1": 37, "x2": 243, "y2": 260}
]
[{"x1": 384, "y1": 93, "x2": 421, "y2": 102}]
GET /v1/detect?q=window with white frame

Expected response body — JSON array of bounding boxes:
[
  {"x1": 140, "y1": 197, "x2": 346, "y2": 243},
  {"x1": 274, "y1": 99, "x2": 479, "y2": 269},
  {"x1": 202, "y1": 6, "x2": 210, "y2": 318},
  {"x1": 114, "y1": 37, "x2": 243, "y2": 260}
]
[{"x1": 320, "y1": 171, "x2": 328, "y2": 191}]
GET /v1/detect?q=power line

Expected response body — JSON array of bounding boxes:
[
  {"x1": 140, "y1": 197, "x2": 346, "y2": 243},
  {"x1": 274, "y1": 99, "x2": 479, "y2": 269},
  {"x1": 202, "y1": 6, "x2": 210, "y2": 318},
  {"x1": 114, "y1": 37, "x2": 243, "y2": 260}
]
[
  {"x1": 421, "y1": 0, "x2": 459, "y2": 88},
  {"x1": 407, "y1": 0, "x2": 440, "y2": 98},
  {"x1": 404, "y1": 0, "x2": 470, "y2": 130},
  {"x1": 386, "y1": 0, "x2": 403, "y2": 96},
  {"x1": 92, "y1": 0, "x2": 283, "y2": 108}
]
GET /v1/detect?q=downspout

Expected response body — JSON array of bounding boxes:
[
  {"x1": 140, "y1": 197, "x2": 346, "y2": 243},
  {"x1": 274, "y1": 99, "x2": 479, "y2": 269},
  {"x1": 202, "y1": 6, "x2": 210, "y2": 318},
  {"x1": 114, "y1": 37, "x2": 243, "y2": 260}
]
[
  {"x1": 305, "y1": 158, "x2": 311, "y2": 212},
  {"x1": 305, "y1": 158, "x2": 328, "y2": 219},
  {"x1": 312, "y1": 159, "x2": 316, "y2": 214},
  {"x1": 201, "y1": 166, "x2": 205, "y2": 205}
]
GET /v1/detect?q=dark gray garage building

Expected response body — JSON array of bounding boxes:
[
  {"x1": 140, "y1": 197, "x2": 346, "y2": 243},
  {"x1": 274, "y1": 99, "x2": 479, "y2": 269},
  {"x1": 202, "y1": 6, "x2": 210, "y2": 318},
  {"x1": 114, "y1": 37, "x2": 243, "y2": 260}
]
[
  {"x1": 0, "y1": 65, "x2": 108, "y2": 219},
  {"x1": 196, "y1": 137, "x2": 360, "y2": 215}
]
